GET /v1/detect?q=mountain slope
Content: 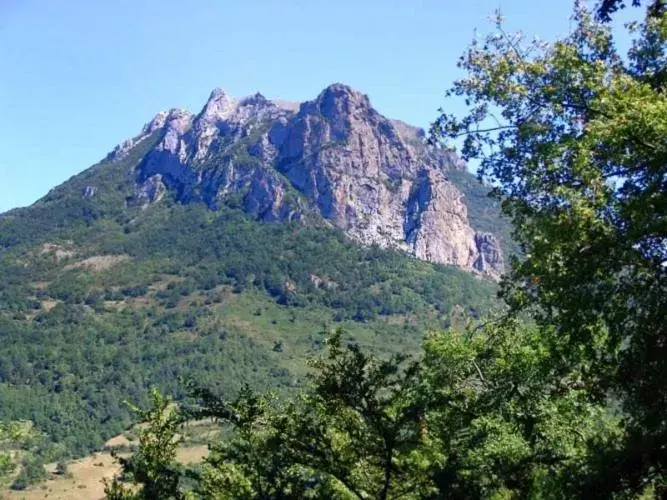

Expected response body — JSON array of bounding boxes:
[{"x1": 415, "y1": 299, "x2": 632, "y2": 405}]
[{"x1": 0, "y1": 84, "x2": 511, "y2": 457}]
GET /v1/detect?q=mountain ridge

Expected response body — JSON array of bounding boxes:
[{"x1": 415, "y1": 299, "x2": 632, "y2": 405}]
[{"x1": 94, "y1": 82, "x2": 504, "y2": 278}]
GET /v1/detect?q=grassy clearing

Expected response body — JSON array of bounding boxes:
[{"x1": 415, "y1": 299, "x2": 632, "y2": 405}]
[{"x1": 2, "y1": 443, "x2": 207, "y2": 500}]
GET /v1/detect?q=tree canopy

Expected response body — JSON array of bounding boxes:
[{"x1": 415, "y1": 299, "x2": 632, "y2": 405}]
[
  {"x1": 431, "y1": 1, "x2": 666, "y2": 495},
  {"x1": 107, "y1": 324, "x2": 618, "y2": 499}
]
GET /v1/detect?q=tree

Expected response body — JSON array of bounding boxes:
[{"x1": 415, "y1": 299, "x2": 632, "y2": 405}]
[
  {"x1": 186, "y1": 331, "x2": 431, "y2": 499},
  {"x1": 10, "y1": 456, "x2": 48, "y2": 491},
  {"x1": 0, "y1": 420, "x2": 42, "y2": 489},
  {"x1": 596, "y1": 0, "x2": 665, "y2": 22},
  {"x1": 105, "y1": 389, "x2": 186, "y2": 500},
  {"x1": 420, "y1": 319, "x2": 618, "y2": 498},
  {"x1": 187, "y1": 386, "x2": 322, "y2": 499},
  {"x1": 183, "y1": 325, "x2": 614, "y2": 499},
  {"x1": 0, "y1": 421, "x2": 21, "y2": 486},
  {"x1": 431, "y1": 2, "x2": 666, "y2": 495}
]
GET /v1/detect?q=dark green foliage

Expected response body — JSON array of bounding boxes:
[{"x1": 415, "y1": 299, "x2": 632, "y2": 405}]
[
  {"x1": 596, "y1": 0, "x2": 664, "y2": 21},
  {"x1": 176, "y1": 333, "x2": 428, "y2": 499},
  {"x1": 0, "y1": 302, "x2": 286, "y2": 457},
  {"x1": 109, "y1": 324, "x2": 612, "y2": 498},
  {"x1": 48, "y1": 272, "x2": 92, "y2": 304}
]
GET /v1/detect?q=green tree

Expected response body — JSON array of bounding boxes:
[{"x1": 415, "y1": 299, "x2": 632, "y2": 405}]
[
  {"x1": 420, "y1": 320, "x2": 617, "y2": 498},
  {"x1": 10, "y1": 456, "x2": 48, "y2": 491},
  {"x1": 0, "y1": 421, "x2": 21, "y2": 486},
  {"x1": 105, "y1": 389, "x2": 186, "y2": 500},
  {"x1": 183, "y1": 326, "x2": 613, "y2": 499},
  {"x1": 187, "y1": 331, "x2": 431, "y2": 499},
  {"x1": 431, "y1": 2, "x2": 666, "y2": 495},
  {"x1": 188, "y1": 387, "x2": 322, "y2": 499},
  {"x1": 0, "y1": 420, "x2": 42, "y2": 488}
]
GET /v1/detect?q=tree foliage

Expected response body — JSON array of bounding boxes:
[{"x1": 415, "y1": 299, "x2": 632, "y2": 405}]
[
  {"x1": 106, "y1": 324, "x2": 612, "y2": 499},
  {"x1": 0, "y1": 421, "x2": 25, "y2": 485},
  {"x1": 431, "y1": 2, "x2": 666, "y2": 495},
  {"x1": 105, "y1": 389, "x2": 186, "y2": 500},
  {"x1": 0, "y1": 196, "x2": 498, "y2": 457},
  {"x1": 184, "y1": 333, "x2": 431, "y2": 499},
  {"x1": 596, "y1": 0, "x2": 665, "y2": 22},
  {"x1": 0, "y1": 420, "x2": 47, "y2": 490}
]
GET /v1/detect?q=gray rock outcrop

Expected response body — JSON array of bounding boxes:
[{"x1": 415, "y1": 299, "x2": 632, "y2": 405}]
[{"x1": 108, "y1": 83, "x2": 504, "y2": 277}]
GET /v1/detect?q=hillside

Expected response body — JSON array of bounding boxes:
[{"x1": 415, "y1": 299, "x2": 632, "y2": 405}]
[{"x1": 0, "y1": 84, "x2": 511, "y2": 459}]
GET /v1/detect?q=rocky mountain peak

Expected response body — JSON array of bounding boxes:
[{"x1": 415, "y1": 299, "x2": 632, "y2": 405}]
[
  {"x1": 155, "y1": 109, "x2": 193, "y2": 156},
  {"x1": 312, "y1": 83, "x2": 371, "y2": 118},
  {"x1": 240, "y1": 92, "x2": 269, "y2": 106},
  {"x1": 112, "y1": 83, "x2": 504, "y2": 278},
  {"x1": 106, "y1": 108, "x2": 192, "y2": 162},
  {"x1": 208, "y1": 87, "x2": 228, "y2": 99},
  {"x1": 143, "y1": 110, "x2": 170, "y2": 133},
  {"x1": 166, "y1": 108, "x2": 194, "y2": 122},
  {"x1": 200, "y1": 88, "x2": 237, "y2": 123}
]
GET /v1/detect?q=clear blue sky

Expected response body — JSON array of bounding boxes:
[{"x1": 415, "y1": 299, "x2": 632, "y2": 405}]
[{"x1": 0, "y1": 0, "x2": 605, "y2": 212}]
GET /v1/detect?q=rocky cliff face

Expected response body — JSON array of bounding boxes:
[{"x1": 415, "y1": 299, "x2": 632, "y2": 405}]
[{"x1": 107, "y1": 83, "x2": 504, "y2": 277}]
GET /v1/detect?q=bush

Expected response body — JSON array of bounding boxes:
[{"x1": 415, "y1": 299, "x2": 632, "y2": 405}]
[
  {"x1": 11, "y1": 458, "x2": 47, "y2": 490},
  {"x1": 55, "y1": 460, "x2": 69, "y2": 476}
]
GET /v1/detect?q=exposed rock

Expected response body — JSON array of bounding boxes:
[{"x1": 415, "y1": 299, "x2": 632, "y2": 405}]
[
  {"x1": 192, "y1": 88, "x2": 238, "y2": 161},
  {"x1": 82, "y1": 185, "x2": 97, "y2": 198},
  {"x1": 310, "y1": 274, "x2": 337, "y2": 289},
  {"x1": 273, "y1": 99, "x2": 301, "y2": 112},
  {"x1": 473, "y1": 233, "x2": 504, "y2": 278},
  {"x1": 137, "y1": 174, "x2": 166, "y2": 206},
  {"x1": 41, "y1": 242, "x2": 75, "y2": 262},
  {"x1": 405, "y1": 170, "x2": 478, "y2": 269},
  {"x1": 111, "y1": 83, "x2": 505, "y2": 277},
  {"x1": 106, "y1": 110, "x2": 173, "y2": 161},
  {"x1": 154, "y1": 109, "x2": 194, "y2": 159}
]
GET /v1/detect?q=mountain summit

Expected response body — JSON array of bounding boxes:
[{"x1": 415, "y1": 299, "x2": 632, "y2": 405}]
[{"x1": 102, "y1": 83, "x2": 504, "y2": 277}]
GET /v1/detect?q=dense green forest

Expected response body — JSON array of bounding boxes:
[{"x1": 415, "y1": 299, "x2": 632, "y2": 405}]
[
  {"x1": 0, "y1": 180, "x2": 499, "y2": 462},
  {"x1": 0, "y1": 80, "x2": 511, "y2": 466}
]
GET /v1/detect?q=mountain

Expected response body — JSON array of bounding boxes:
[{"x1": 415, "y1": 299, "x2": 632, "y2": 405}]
[
  {"x1": 106, "y1": 83, "x2": 504, "y2": 277},
  {"x1": 0, "y1": 84, "x2": 511, "y2": 457}
]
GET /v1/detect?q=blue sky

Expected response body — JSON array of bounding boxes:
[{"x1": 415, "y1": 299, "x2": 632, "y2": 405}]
[{"x1": 0, "y1": 1, "x2": 614, "y2": 212}]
